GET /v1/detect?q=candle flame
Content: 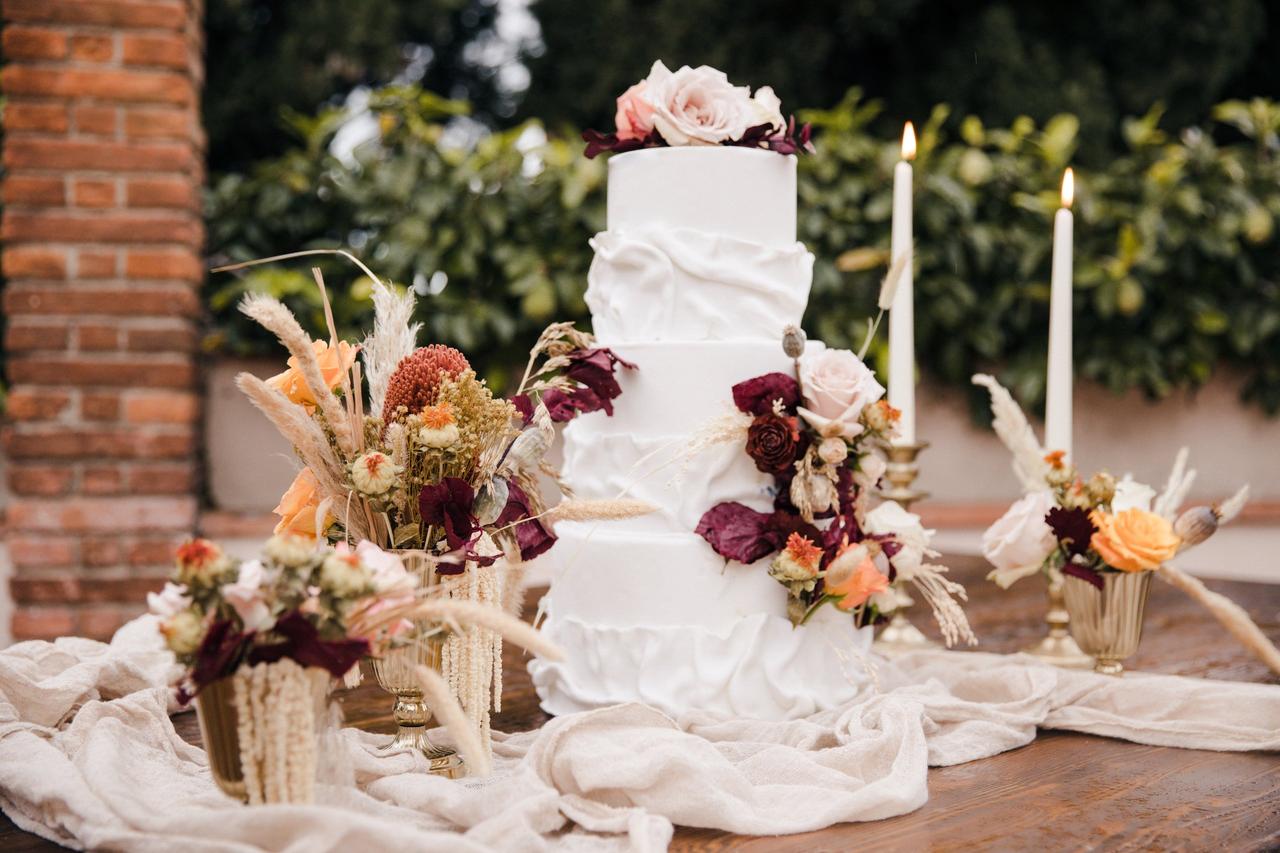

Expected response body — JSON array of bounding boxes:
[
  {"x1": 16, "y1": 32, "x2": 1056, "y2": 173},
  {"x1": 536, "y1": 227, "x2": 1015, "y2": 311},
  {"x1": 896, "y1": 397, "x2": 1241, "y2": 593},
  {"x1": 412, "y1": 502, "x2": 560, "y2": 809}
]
[
  {"x1": 1061, "y1": 168, "x2": 1074, "y2": 209},
  {"x1": 901, "y1": 122, "x2": 916, "y2": 161}
]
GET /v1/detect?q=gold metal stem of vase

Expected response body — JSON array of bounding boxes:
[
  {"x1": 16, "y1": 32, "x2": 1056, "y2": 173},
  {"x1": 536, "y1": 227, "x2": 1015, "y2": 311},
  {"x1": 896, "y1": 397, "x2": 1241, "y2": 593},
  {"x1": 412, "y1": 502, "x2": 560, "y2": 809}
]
[
  {"x1": 1022, "y1": 572, "x2": 1094, "y2": 668},
  {"x1": 873, "y1": 440, "x2": 938, "y2": 654}
]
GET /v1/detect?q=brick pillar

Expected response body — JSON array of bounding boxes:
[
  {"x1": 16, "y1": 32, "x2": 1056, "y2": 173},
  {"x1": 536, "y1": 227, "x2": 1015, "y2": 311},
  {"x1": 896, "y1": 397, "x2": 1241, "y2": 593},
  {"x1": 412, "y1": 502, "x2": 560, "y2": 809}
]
[{"x1": 1, "y1": 0, "x2": 205, "y2": 640}]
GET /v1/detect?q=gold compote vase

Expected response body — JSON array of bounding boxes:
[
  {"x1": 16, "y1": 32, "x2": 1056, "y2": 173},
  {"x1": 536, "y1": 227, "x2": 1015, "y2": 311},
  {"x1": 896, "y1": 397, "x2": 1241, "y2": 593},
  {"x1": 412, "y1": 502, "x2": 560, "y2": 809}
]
[
  {"x1": 1061, "y1": 568, "x2": 1153, "y2": 676},
  {"x1": 370, "y1": 549, "x2": 465, "y2": 778}
]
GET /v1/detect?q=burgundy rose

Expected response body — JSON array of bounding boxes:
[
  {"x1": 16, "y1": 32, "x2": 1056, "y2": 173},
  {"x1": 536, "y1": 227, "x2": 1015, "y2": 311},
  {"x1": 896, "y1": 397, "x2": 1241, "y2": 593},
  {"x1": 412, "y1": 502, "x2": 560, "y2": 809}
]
[{"x1": 746, "y1": 412, "x2": 802, "y2": 474}]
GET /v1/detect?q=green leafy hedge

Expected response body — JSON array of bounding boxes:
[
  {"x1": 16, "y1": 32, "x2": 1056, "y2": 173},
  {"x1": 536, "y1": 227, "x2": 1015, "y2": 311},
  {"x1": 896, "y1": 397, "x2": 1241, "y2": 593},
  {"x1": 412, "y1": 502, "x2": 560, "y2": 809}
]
[{"x1": 206, "y1": 87, "x2": 1280, "y2": 412}]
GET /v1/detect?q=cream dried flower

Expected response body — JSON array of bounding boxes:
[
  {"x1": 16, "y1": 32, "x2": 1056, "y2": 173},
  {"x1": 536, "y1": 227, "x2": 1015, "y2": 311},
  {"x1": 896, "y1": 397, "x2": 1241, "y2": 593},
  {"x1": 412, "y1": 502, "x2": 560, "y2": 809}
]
[
  {"x1": 351, "y1": 450, "x2": 402, "y2": 495},
  {"x1": 319, "y1": 551, "x2": 372, "y2": 598},
  {"x1": 160, "y1": 609, "x2": 205, "y2": 655},
  {"x1": 263, "y1": 534, "x2": 316, "y2": 568}
]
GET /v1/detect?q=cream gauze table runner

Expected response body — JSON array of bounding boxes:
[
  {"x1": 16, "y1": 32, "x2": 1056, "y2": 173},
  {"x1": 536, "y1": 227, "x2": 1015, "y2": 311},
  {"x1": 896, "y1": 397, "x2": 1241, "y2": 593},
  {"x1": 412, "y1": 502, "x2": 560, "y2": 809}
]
[{"x1": 1, "y1": 615, "x2": 1277, "y2": 852}]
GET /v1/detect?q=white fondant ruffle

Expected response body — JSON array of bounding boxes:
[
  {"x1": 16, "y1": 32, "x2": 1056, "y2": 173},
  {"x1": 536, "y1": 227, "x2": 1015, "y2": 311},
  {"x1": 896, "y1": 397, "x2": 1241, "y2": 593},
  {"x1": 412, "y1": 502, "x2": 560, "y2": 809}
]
[
  {"x1": 586, "y1": 226, "x2": 813, "y2": 342},
  {"x1": 529, "y1": 605, "x2": 877, "y2": 721}
]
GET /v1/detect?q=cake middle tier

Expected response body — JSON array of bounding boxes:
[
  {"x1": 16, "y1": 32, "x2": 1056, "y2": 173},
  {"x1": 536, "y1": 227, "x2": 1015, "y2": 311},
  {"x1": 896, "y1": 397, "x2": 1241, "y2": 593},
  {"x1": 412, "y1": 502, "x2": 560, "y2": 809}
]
[{"x1": 586, "y1": 226, "x2": 814, "y2": 342}]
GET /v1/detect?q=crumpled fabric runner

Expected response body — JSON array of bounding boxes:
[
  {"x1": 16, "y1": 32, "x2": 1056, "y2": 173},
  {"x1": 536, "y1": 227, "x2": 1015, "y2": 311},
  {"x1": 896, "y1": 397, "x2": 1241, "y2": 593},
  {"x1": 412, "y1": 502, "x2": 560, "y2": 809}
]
[{"x1": 1, "y1": 617, "x2": 1277, "y2": 852}]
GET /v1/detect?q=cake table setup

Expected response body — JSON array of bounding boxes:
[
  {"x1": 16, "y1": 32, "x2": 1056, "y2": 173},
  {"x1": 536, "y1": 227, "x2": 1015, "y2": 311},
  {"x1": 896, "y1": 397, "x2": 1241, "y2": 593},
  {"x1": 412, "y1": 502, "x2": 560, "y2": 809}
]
[{"x1": 1, "y1": 62, "x2": 1278, "y2": 852}]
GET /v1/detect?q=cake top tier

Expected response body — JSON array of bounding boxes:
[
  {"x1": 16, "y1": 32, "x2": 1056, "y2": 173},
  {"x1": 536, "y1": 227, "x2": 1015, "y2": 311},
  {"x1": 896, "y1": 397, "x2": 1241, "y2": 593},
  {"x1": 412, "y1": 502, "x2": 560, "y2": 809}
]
[{"x1": 606, "y1": 147, "x2": 797, "y2": 247}]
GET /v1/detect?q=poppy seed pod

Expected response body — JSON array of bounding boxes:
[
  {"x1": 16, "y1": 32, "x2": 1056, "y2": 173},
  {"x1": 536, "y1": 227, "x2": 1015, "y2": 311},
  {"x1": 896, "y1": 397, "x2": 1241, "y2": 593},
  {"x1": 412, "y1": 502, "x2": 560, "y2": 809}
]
[
  {"x1": 1174, "y1": 505, "x2": 1218, "y2": 547},
  {"x1": 782, "y1": 324, "x2": 807, "y2": 359}
]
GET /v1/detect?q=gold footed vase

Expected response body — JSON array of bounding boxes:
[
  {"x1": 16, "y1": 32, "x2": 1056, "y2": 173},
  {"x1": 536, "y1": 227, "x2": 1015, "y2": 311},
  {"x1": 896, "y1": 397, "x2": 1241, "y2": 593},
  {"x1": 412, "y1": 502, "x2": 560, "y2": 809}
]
[
  {"x1": 1023, "y1": 575, "x2": 1094, "y2": 668},
  {"x1": 370, "y1": 549, "x2": 464, "y2": 778},
  {"x1": 1061, "y1": 570, "x2": 1153, "y2": 676}
]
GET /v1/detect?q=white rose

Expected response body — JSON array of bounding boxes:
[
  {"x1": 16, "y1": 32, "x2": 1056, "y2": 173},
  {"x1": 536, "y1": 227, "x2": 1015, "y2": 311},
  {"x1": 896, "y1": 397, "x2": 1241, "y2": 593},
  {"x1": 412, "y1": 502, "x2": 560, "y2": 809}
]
[
  {"x1": 221, "y1": 559, "x2": 274, "y2": 632},
  {"x1": 798, "y1": 349, "x2": 885, "y2": 439},
  {"x1": 865, "y1": 501, "x2": 934, "y2": 580},
  {"x1": 982, "y1": 490, "x2": 1058, "y2": 588},
  {"x1": 264, "y1": 534, "x2": 315, "y2": 568},
  {"x1": 147, "y1": 582, "x2": 191, "y2": 619},
  {"x1": 749, "y1": 86, "x2": 785, "y2": 132},
  {"x1": 1112, "y1": 476, "x2": 1155, "y2": 512},
  {"x1": 643, "y1": 60, "x2": 753, "y2": 146},
  {"x1": 854, "y1": 451, "x2": 887, "y2": 490}
]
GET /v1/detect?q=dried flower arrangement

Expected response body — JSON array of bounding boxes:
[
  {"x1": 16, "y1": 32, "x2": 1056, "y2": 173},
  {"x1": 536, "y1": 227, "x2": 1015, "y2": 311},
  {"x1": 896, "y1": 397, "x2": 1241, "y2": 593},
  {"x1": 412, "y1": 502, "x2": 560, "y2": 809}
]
[
  {"x1": 693, "y1": 320, "x2": 976, "y2": 647},
  {"x1": 583, "y1": 61, "x2": 813, "y2": 158},
  {"x1": 974, "y1": 374, "x2": 1280, "y2": 674},
  {"x1": 211, "y1": 249, "x2": 653, "y2": 766}
]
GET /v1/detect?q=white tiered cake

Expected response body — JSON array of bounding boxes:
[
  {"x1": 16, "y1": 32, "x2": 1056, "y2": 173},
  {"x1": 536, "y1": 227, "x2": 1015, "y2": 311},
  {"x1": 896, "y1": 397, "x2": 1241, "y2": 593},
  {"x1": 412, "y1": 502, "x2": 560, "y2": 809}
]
[{"x1": 529, "y1": 147, "x2": 874, "y2": 720}]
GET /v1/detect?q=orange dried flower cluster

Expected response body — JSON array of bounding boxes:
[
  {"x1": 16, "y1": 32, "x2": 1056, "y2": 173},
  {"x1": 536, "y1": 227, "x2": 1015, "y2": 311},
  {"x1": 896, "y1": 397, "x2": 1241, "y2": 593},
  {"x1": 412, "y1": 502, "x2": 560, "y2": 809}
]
[
  {"x1": 381, "y1": 345, "x2": 470, "y2": 422},
  {"x1": 420, "y1": 402, "x2": 456, "y2": 429}
]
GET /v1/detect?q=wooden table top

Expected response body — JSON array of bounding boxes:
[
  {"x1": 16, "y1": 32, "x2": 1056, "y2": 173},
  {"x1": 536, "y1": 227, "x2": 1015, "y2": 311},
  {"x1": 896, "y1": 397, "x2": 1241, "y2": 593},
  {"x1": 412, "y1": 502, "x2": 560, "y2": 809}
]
[{"x1": 3, "y1": 556, "x2": 1278, "y2": 851}]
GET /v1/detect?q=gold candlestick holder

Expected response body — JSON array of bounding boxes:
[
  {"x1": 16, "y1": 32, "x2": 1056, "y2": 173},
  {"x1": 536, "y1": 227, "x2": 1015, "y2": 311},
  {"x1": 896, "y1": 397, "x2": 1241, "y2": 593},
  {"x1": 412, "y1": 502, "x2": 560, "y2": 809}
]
[
  {"x1": 1023, "y1": 572, "x2": 1094, "y2": 668},
  {"x1": 873, "y1": 440, "x2": 939, "y2": 654}
]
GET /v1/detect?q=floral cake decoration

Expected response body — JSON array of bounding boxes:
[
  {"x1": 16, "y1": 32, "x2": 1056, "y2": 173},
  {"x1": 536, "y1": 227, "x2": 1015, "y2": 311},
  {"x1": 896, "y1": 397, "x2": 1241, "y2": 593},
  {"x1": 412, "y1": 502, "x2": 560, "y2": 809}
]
[{"x1": 584, "y1": 61, "x2": 813, "y2": 158}]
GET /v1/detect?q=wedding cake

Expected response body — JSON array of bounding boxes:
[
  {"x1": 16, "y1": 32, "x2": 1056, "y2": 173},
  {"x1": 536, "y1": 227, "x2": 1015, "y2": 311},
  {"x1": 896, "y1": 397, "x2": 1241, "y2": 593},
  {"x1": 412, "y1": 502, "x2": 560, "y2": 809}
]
[{"x1": 529, "y1": 144, "x2": 875, "y2": 720}]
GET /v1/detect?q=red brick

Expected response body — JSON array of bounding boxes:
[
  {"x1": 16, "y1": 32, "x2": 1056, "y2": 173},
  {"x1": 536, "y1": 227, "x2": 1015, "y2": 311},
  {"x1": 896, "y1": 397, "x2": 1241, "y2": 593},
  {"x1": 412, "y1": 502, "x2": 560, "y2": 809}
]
[
  {"x1": 3, "y1": 388, "x2": 72, "y2": 421},
  {"x1": 83, "y1": 465, "x2": 125, "y2": 494},
  {"x1": 80, "y1": 606, "x2": 141, "y2": 641},
  {"x1": 78, "y1": 251, "x2": 119, "y2": 279},
  {"x1": 128, "y1": 462, "x2": 195, "y2": 494},
  {"x1": 3, "y1": 246, "x2": 68, "y2": 278},
  {"x1": 82, "y1": 537, "x2": 124, "y2": 568},
  {"x1": 7, "y1": 536, "x2": 79, "y2": 569},
  {"x1": 82, "y1": 392, "x2": 121, "y2": 420},
  {"x1": 73, "y1": 179, "x2": 118, "y2": 209},
  {"x1": 11, "y1": 607, "x2": 77, "y2": 641},
  {"x1": 3, "y1": 175, "x2": 66, "y2": 207},
  {"x1": 9, "y1": 464, "x2": 76, "y2": 496},
  {"x1": 4, "y1": 102, "x2": 69, "y2": 133},
  {"x1": 81, "y1": 576, "x2": 166, "y2": 603},
  {"x1": 76, "y1": 323, "x2": 120, "y2": 350},
  {"x1": 2, "y1": 66, "x2": 194, "y2": 105},
  {"x1": 2, "y1": 26, "x2": 68, "y2": 61},
  {"x1": 122, "y1": 33, "x2": 186, "y2": 69},
  {"x1": 3, "y1": 211, "x2": 200, "y2": 246},
  {"x1": 5, "y1": 138, "x2": 195, "y2": 173},
  {"x1": 124, "y1": 248, "x2": 201, "y2": 281},
  {"x1": 6, "y1": 427, "x2": 195, "y2": 460},
  {"x1": 7, "y1": 356, "x2": 195, "y2": 388},
  {"x1": 126, "y1": 325, "x2": 195, "y2": 352},
  {"x1": 4, "y1": 0, "x2": 187, "y2": 30},
  {"x1": 73, "y1": 104, "x2": 118, "y2": 136},
  {"x1": 124, "y1": 390, "x2": 198, "y2": 423},
  {"x1": 10, "y1": 577, "x2": 81, "y2": 604},
  {"x1": 125, "y1": 177, "x2": 194, "y2": 209},
  {"x1": 70, "y1": 34, "x2": 116, "y2": 63},
  {"x1": 5, "y1": 284, "x2": 200, "y2": 317},
  {"x1": 123, "y1": 106, "x2": 190, "y2": 139},
  {"x1": 5, "y1": 322, "x2": 70, "y2": 352},
  {"x1": 8, "y1": 496, "x2": 198, "y2": 533}
]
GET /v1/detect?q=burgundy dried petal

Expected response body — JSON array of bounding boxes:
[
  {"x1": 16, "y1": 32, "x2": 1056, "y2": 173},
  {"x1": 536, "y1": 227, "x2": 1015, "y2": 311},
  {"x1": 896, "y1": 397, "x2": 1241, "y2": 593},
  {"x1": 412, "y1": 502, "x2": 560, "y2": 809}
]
[
  {"x1": 732, "y1": 372, "x2": 800, "y2": 416},
  {"x1": 191, "y1": 619, "x2": 252, "y2": 693},
  {"x1": 696, "y1": 502, "x2": 782, "y2": 564},
  {"x1": 494, "y1": 479, "x2": 557, "y2": 561},
  {"x1": 1047, "y1": 506, "x2": 1097, "y2": 558},
  {"x1": 1063, "y1": 562, "x2": 1105, "y2": 590},
  {"x1": 511, "y1": 393, "x2": 535, "y2": 426},
  {"x1": 418, "y1": 477, "x2": 477, "y2": 550},
  {"x1": 248, "y1": 610, "x2": 369, "y2": 679},
  {"x1": 542, "y1": 387, "x2": 600, "y2": 422}
]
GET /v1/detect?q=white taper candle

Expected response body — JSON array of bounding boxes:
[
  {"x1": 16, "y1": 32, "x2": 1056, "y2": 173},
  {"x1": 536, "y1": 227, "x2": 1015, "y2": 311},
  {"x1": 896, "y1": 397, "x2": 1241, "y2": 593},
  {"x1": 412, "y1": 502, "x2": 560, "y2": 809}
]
[
  {"x1": 1045, "y1": 168, "x2": 1074, "y2": 458},
  {"x1": 888, "y1": 123, "x2": 916, "y2": 444}
]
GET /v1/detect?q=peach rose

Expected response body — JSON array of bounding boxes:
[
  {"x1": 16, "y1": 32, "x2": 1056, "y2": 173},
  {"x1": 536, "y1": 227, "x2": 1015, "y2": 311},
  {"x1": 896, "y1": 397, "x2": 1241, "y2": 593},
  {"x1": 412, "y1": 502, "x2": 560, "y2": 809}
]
[
  {"x1": 266, "y1": 339, "x2": 358, "y2": 408},
  {"x1": 826, "y1": 546, "x2": 890, "y2": 611},
  {"x1": 273, "y1": 468, "x2": 333, "y2": 538},
  {"x1": 1090, "y1": 508, "x2": 1180, "y2": 572},
  {"x1": 615, "y1": 80, "x2": 655, "y2": 141}
]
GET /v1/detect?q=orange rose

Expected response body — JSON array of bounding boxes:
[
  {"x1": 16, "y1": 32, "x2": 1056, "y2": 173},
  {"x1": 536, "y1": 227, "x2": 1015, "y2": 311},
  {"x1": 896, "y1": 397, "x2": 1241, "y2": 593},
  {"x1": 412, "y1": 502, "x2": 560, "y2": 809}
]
[
  {"x1": 1090, "y1": 508, "x2": 1180, "y2": 572},
  {"x1": 826, "y1": 548, "x2": 890, "y2": 611},
  {"x1": 273, "y1": 468, "x2": 333, "y2": 537},
  {"x1": 266, "y1": 340, "x2": 358, "y2": 408}
]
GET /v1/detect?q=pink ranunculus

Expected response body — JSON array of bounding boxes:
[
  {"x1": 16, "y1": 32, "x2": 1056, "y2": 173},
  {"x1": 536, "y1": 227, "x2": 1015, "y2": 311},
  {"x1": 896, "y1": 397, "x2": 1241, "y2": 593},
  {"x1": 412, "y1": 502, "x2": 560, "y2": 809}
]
[
  {"x1": 643, "y1": 60, "x2": 753, "y2": 146},
  {"x1": 797, "y1": 349, "x2": 885, "y2": 439},
  {"x1": 615, "y1": 80, "x2": 655, "y2": 141}
]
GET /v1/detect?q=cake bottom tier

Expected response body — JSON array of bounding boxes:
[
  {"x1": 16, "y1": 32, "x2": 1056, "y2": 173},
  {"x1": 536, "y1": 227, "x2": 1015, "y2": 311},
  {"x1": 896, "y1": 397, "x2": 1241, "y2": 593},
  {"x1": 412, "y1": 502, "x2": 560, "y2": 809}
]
[{"x1": 528, "y1": 523, "x2": 876, "y2": 720}]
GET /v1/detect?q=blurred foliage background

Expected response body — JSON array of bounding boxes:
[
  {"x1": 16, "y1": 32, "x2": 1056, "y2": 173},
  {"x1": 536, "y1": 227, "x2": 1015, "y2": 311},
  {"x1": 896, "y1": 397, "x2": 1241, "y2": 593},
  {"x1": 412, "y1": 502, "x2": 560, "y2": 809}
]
[{"x1": 196, "y1": 0, "x2": 1280, "y2": 415}]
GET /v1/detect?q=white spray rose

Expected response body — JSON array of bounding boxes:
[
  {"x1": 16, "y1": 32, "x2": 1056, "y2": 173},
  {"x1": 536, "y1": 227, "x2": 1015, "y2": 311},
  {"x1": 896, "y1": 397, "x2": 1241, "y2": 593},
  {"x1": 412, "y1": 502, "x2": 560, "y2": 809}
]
[
  {"x1": 865, "y1": 501, "x2": 934, "y2": 581},
  {"x1": 221, "y1": 559, "x2": 274, "y2": 632},
  {"x1": 1112, "y1": 475, "x2": 1156, "y2": 512},
  {"x1": 797, "y1": 349, "x2": 885, "y2": 439},
  {"x1": 982, "y1": 490, "x2": 1058, "y2": 588},
  {"x1": 749, "y1": 86, "x2": 785, "y2": 132},
  {"x1": 147, "y1": 582, "x2": 191, "y2": 619},
  {"x1": 643, "y1": 61, "x2": 753, "y2": 146}
]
